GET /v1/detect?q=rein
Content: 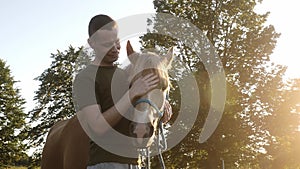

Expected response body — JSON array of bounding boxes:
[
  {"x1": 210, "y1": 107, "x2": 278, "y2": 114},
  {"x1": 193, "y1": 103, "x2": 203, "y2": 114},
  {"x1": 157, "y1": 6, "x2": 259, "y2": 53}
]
[{"x1": 133, "y1": 98, "x2": 167, "y2": 169}]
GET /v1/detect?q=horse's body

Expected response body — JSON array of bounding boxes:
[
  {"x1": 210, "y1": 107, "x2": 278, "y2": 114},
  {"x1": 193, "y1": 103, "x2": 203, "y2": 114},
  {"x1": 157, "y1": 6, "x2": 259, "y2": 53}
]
[
  {"x1": 41, "y1": 116, "x2": 89, "y2": 169},
  {"x1": 41, "y1": 41, "x2": 173, "y2": 169}
]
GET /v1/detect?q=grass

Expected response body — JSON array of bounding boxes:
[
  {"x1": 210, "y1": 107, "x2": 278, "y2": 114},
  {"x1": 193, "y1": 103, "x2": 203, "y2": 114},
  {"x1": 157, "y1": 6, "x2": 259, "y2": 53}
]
[{"x1": 5, "y1": 167, "x2": 40, "y2": 169}]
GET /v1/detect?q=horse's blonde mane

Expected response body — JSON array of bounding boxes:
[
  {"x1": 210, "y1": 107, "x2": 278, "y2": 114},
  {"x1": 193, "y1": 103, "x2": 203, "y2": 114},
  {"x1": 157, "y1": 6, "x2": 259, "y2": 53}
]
[{"x1": 125, "y1": 52, "x2": 170, "y2": 90}]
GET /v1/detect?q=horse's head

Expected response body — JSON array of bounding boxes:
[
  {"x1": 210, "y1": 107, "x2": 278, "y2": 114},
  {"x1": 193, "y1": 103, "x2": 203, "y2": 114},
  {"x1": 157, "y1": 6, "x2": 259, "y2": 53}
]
[{"x1": 125, "y1": 41, "x2": 173, "y2": 148}]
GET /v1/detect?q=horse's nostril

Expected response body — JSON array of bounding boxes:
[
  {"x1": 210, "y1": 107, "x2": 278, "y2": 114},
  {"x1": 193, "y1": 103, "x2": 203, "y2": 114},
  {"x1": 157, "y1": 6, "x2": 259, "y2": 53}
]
[
  {"x1": 129, "y1": 122, "x2": 137, "y2": 137},
  {"x1": 129, "y1": 122, "x2": 155, "y2": 146},
  {"x1": 145, "y1": 125, "x2": 154, "y2": 138}
]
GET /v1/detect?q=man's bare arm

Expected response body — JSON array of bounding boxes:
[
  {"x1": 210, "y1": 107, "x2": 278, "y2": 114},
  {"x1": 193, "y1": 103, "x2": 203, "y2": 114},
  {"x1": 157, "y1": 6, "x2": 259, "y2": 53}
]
[{"x1": 77, "y1": 73, "x2": 159, "y2": 136}]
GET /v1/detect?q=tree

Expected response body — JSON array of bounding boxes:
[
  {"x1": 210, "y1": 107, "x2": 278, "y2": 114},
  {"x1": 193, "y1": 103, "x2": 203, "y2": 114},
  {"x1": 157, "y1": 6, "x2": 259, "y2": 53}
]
[
  {"x1": 22, "y1": 1, "x2": 300, "y2": 168},
  {"x1": 0, "y1": 59, "x2": 27, "y2": 167},
  {"x1": 259, "y1": 77, "x2": 300, "y2": 169},
  {"x1": 139, "y1": 0, "x2": 300, "y2": 168},
  {"x1": 24, "y1": 46, "x2": 86, "y2": 165}
]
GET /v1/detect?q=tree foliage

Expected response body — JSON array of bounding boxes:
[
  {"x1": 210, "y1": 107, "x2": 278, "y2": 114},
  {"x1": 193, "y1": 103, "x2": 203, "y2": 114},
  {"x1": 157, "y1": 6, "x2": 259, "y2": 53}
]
[
  {"x1": 0, "y1": 59, "x2": 27, "y2": 167},
  {"x1": 261, "y1": 78, "x2": 300, "y2": 169},
  {"x1": 24, "y1": 46, "x2": 85, "y2": 164},
  {"x1": 140, "y1": 0, "x2": 300, "y2": 168},
  {"x1": 21, "y1": 1, "x2": 300, "y2": 168}
]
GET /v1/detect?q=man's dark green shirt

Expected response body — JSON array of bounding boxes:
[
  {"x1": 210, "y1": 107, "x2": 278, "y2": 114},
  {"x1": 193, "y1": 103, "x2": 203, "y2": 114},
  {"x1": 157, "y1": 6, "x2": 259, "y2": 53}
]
[{"x1": 73, "y1": 65, "x2": 137, "y2": 166}]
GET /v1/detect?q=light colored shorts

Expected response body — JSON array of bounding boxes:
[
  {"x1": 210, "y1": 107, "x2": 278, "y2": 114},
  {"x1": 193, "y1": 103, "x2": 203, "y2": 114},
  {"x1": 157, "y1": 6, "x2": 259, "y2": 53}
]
[{"x1": 87, "y1": 162, "x2": 139, "y2": 169}]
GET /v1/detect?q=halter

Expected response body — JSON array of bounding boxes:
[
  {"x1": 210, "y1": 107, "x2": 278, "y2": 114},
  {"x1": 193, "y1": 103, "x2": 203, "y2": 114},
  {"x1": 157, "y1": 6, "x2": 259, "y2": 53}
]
[
  {"x1": 133, "y1": 98, "x2": 164, "y2": 117},
  {"x1": 133, "y1": 98, "x2": 167, "y2": 169}
]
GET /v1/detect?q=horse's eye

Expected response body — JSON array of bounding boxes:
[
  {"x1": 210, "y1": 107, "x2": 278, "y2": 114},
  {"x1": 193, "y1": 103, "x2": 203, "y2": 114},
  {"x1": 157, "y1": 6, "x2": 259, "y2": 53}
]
[{"x1": 160, "y1": 78, "x2": 169, "y2": 91}]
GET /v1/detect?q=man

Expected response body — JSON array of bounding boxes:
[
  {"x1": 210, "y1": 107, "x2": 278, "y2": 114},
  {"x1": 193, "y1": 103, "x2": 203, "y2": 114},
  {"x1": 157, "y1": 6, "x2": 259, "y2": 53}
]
[{"x1": 73, "y1": 14, "x2": 172, "y2": 169}]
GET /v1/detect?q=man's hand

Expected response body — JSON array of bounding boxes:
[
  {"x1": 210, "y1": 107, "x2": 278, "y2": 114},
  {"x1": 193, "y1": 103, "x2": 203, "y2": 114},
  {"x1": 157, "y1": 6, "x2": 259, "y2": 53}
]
[{"x1": 129, "y1": 73, "x2": 159, "y2": 101}]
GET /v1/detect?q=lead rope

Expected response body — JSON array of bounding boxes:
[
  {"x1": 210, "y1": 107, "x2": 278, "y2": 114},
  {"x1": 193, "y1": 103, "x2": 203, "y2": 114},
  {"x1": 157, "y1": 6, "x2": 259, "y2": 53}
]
[
  {"x1": 134, "y1": 97, "x2": 168, "y2": 169},
  {"x1": 157, "y1": 121, "x2": 166, "y2": 169},
  {"x1": 141, "y1": 121, "x2": 166, "y2": 169},
  {"x1": 137, "y1": 149, "x2": 148, "y2": 169},
  {"x1": 146, "y1": 147, "x2": 151, "y2": 169},
  {"x1": 157, "y1": 92, "x2": 169, "y2": 169}
]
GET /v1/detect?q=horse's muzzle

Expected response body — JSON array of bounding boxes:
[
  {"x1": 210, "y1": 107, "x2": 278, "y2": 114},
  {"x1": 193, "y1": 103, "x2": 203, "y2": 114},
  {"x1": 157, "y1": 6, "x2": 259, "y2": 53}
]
[{"x1": 129, "y1": 122, "x2": 154, "y2": 147}]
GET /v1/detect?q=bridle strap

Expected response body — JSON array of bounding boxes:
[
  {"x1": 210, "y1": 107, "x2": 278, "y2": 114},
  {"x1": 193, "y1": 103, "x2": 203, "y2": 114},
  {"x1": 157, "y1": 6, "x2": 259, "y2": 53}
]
[
  {"x1": 133, "y1": 98, "x2": 167, "y2": 169},
  {"x1": 133, "y1": 98, "x2": 164, "y2": 117}
]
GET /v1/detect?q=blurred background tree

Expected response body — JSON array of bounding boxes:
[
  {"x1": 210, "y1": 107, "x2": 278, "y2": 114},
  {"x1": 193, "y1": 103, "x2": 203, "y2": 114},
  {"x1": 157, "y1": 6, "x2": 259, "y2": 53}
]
[
  {"x1": 23, "y1": 46, "x2": 85, "y2": 167},
  {"x1": 140, "y1": 0, "x2": 300, "y2": 168},
  {"x1": 0, "y1": 59, "x2": 28, "y2": 168},
  {"x1": 20, "y1": 0, "x2": 300, "y2": 168}
]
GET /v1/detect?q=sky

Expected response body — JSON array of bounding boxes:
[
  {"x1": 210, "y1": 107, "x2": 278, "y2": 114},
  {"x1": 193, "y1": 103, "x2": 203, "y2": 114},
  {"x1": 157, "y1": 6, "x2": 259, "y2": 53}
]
[
  {"x1": 255, "y1": 0, "x2": 300, "y2": 78},
  {"x1": 0, "y1": 0, "x2": 299, "y2": 113}
]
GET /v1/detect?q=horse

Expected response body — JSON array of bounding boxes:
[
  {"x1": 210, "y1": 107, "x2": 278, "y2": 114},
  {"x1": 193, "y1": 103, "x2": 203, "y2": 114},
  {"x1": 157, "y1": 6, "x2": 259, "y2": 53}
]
[
  {"x1": 41, "y1": 41, "x2": 173, "y2": 169},
  {"x1": 125, "y1": 41, "x2": 173, "y2": 149},
  {"x1": 41, "y1": 115, "x2": 90, "y2": 169}
]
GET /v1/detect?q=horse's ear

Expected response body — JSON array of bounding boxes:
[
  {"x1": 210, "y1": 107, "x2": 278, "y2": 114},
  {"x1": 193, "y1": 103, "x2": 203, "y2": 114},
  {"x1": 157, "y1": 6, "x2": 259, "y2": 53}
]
[
  {"x1": 163, "y1": 47, "x2": 174, "y2": 68},
  {"x1": 126, "y1": 40, "x2": 134, "y2": 56},
  {"x1": 126, "y1": 40, "x2": 138, "y2": 63}
]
